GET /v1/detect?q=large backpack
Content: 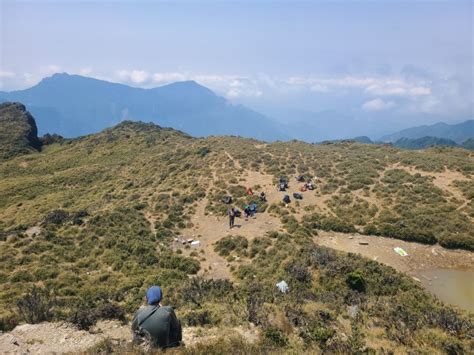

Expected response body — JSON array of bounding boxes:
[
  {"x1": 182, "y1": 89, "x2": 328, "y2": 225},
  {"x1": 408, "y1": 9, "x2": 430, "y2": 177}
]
[{"x1": 283, "y1": 195, "x2": 291, "y2": 204}]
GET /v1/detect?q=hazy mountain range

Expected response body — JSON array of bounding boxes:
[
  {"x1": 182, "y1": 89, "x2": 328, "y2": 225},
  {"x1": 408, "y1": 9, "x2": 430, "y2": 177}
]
[
  {"x1": 0, "y1": 73, "x2": 472, "y2": 145},
  {"x1": 0, "y1": 73, "x2": 287, "y2": 141},
  {"x1": 380, "y1": 120, "x2": 474, "y2": 144}
]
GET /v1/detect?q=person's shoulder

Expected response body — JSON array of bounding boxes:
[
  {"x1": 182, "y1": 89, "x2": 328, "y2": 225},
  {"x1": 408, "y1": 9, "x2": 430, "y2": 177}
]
[
  {"x1": 158, "y1": 306, "x2": 176, "y2": 315},
  {"x1": 134, "y1": 305, "x2": 153, "y2": 316}
]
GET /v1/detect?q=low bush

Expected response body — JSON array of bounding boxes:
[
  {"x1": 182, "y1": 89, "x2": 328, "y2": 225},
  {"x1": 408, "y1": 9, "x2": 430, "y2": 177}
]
[
  {"x1": 70, "y1": 302, "x2": 126, "y2": 330},
  {"x1": 214, "y1": 235, "x2": 248, "y2": 257},
  {"x1": 16, "y1": 286, "x2": 56, "y2": 324}
]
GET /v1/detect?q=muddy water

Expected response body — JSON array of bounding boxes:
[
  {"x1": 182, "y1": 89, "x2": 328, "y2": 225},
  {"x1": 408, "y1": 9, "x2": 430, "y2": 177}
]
[{"x1": 416, "y1": 269, "x2": 474, "y2": 313}]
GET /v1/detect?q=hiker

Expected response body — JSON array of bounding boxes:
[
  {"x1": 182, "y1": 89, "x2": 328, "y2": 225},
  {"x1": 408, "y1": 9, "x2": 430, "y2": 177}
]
[
  {"x1": 260, "y1": 191, "x2": 267, "y2": 202},
  {"x1": 247, "y1": 203, "x2": 257, "y2": 217},
  {"x1": 132, "y1": 286, "x2": 182, "y2": 349},
  {"x1": 243, "y1": 204, "x2": 251, "y2": 218},
  {"x1": 228, "y1": 207, "x2": 236, "y2": 229}
]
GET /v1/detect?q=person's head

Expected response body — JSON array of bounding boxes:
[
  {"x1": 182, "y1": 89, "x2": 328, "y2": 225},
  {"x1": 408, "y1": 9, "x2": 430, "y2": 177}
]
[{"x1": 146, "y1": 285, "x2": 163, "y2": 305}]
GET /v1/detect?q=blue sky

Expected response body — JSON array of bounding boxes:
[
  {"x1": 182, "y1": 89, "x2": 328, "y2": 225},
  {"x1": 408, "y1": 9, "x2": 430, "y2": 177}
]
[{"x1": 1, "y1": 0, "x2": 472, "y2": 133}]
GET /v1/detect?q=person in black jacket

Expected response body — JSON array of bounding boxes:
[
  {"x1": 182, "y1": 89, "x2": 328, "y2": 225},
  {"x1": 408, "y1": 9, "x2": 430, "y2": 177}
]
[
  {"x1": 132, "y1": 286, "x2": 182, "y2": 349},
  {"x1": 228, "y1": 207, "x2": 236, "y2": 229}
]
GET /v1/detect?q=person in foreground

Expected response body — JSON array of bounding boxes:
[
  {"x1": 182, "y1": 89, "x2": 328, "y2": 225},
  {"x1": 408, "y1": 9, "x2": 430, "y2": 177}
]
[{"x1": 132, "y1": 286, "x2": 182, "y2": 349}]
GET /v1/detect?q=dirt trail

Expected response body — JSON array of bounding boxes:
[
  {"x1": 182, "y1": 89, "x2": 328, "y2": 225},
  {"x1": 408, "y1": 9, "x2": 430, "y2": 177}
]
[
  {"x1": 0, "y1": 320, "x2": 259, "y2": 354},
  {"x1": 315, "y1": 231, "x2": 474, "y2": 275},
  {"x1": 180, "y1": 195, "x2": 282, "y2": 280}
]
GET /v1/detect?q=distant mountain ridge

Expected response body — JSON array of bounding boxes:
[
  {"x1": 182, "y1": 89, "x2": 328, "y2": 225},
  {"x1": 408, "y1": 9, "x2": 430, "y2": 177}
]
[
  {"x1": 380, "y1": 120, "x2": 474, "y2": 144},
  {"x1": 393, "y1": 136, "x2": 458, "y2": 150},
  {"x1": 0, "y1": 73, "x2": 287, "y2": 141}
]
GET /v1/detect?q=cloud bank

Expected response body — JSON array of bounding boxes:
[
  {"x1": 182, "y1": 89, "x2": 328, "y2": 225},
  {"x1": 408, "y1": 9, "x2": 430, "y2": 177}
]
[{"x1": 0, "y1": 66, "x2": 472, "y2": 120}]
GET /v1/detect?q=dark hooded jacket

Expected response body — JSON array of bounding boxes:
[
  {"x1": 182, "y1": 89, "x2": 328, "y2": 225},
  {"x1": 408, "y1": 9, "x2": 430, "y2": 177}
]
[{"x1": 131, "y1": 305, "x2": 182, "y2": 348}]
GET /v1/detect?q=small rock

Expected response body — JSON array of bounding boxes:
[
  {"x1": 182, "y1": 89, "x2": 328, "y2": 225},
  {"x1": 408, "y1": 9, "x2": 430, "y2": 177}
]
[{"x1": 347, "y1": 305, "x2": 359, "y2": 318}]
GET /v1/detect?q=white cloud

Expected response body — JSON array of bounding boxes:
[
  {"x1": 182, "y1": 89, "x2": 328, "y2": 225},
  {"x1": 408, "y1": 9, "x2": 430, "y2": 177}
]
[
  {"x1": 79, "y1": 67, "x2": 92, "y2": 76},
  {"x1": 40, "y1": 64, "x2": 62, "y2": 75},
  {"x1": 116, "y1": 69, "x2": 150, "y2": 85},
  {"x1": 362, "y1": 98, "x2": 396, "y2": 111},
  {"x1": 152, "y1": 72, "x2": 188, "y2": 84},
  {"x1": 0, "y1": 71, "x2": 15, "y2": 78}
]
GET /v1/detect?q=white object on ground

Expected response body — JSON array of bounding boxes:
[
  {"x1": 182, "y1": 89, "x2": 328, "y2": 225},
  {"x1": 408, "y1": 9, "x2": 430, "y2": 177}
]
[
  {"x1": 276, "y1": 280, "x2": 289, "y2": 293},
  {"x1": 394, "y1": 247, "x2": 408, "y2": 256},
  {"x1": 190, "y1": 240, "x2": 200, "y2": 247}
]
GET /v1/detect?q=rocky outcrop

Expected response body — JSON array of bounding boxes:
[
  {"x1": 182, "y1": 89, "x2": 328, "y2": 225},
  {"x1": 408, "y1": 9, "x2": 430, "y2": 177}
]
[{"x1": 0, "y1": 102, "x2": 42, "y2": 160}]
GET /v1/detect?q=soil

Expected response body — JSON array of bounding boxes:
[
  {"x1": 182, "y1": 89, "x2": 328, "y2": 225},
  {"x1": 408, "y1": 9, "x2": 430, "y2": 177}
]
[
  {"x1": 315, "y1": 230, "x2": 474, "y2": 275},
  {"x1": 0, "y1": 321, "x2": 259, "y2": 354}
]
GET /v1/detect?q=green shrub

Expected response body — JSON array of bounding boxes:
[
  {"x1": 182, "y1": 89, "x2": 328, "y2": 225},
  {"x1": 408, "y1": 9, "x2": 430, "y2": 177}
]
[
  {"x1": 16, "y1": 286, "x2": 56, "y2": 324},
  {"x1": 346, "y1": 271, "x2": 366, "y2": 292},
  {"x1": 263, "y1": 327, "x2": 288, "y2": 347},
  {"x1": 214, "y1": 235, "x2": 248, "y2": 257},
  {"x1": 70, "y1": 303, "x2": 126, "y2": 330}
]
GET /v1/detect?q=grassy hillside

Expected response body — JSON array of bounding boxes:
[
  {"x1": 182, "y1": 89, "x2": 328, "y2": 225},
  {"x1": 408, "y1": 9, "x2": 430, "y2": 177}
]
[{"x1": 1, "y1": 121, "x2": 473, "y2": 352}]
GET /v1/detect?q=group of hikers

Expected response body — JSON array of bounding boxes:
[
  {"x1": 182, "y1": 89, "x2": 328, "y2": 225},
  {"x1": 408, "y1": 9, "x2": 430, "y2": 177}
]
[
  {"x1": 227, "y1": 190, "x2": 266, "y2": 229},
  {"x1": 226, "y1": 175, "x2": 316, "y2": 228}
]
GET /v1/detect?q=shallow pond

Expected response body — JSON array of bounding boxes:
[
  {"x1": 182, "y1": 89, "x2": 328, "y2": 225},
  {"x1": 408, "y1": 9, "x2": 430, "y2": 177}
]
[{"x1": 416, "y1": 268, "x2": 474, "y2": 313}]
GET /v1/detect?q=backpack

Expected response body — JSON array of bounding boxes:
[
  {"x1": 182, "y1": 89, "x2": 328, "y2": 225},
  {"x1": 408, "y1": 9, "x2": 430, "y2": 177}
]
[
  {"x1": 293, "y1": 193, "x2": 303, "y2": 200},
  {"x1": 283, "y1": 195, "x2": 291, "y2": 204}
]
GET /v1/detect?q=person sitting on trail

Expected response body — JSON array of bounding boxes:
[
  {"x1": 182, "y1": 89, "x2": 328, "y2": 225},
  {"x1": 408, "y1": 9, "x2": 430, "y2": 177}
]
[
  {"x1": 132, "y1": 286, "x2": 182, "y2": 349},
  {"x1": 249, "y1": 203, "x2": 257, "y2": 217},
  {"x1": 244, "y1": 204, "x2": 251, "y2": 218},
  {"x1": 260, "y1": 191, "x2": 267, "y2": 202},
  {"x1": 246, "y1": 187, "x2": 253, "y2": 195},
  {"x1": 228, "y1": 207, "x2": 236, "y2": 229}
]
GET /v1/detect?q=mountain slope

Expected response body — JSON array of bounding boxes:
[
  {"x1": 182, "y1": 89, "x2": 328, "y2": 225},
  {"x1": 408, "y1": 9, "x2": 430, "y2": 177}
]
[
  {"x1": 0, "y1": 73, "x2": 287, "y2": 141},
  {"x1": 380, "y1": 120, "x2": 474, "y2": 144},
  {"x1": 394, "y1": 136, "x2": 458, "y2": 150},
  {"x1": 1, "y1": 115, "x2": 473, "y2": 352},
  {"x1": 0, "y1": 102, "x2": 42, "y2": 160}
]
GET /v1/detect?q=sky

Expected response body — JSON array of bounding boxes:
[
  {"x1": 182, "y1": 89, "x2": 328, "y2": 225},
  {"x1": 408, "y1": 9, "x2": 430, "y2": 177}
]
[{"x1": 1, "y1": 0, "x2": 473, "y2": 136}]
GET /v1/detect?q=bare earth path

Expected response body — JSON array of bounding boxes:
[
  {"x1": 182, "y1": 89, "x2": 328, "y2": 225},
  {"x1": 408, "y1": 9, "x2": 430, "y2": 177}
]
[
  {"x1": 315, "y1": 231, "x2": 474, "y2": 276},
  {"x1": 0, "y1": 320, "x2": 259, "y2": 353}
]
